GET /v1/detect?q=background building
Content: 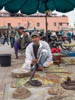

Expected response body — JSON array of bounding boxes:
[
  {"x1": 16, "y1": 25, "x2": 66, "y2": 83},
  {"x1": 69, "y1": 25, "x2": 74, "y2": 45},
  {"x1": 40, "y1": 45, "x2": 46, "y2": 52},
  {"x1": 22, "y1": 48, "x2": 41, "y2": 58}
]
[{"x1": 0, "y1": 11, "x2": 69, "y2": 32}]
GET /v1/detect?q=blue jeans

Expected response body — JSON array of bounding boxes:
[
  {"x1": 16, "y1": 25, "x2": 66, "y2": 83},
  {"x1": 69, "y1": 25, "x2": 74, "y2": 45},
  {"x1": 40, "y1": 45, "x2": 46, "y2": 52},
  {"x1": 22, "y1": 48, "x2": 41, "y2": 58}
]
[
  {"x1": 10, "y1": 37, "x2": 15, "y2": 48},
  {"x1": 22, "y1": 50, "x2": 48, "y2": 70},
  {"x1": 38, "y1": 50, "x2": 48, "y2": 67}
]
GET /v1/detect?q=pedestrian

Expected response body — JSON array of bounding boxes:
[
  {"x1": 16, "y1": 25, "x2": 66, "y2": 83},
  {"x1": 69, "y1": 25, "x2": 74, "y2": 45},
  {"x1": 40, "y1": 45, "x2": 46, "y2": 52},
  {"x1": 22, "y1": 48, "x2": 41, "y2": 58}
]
[
  {"x1": 14, "y1": 27, "x2": 31, "y2": 59},
  {"x1": 3, "y1": 30, "x2": 9, "y2": 45},
  {"x1": 58, "y1": 30, "x2": 63, "y2": 41},
  {"x1": 72, "y1": 32, "x2": 75, "y2": 40},
  {"x1": 0, "y1": 32, "x2": 2, "y2": 44},
  {"x1": 8, "y1": 27, "x2": 15, "y2": 48},
  {"x1": 67, "y1": 31, "x2": 72, "y2": 43},
  {"x1": 22, "y1": 31, "x2": 53, "y2": 71}
]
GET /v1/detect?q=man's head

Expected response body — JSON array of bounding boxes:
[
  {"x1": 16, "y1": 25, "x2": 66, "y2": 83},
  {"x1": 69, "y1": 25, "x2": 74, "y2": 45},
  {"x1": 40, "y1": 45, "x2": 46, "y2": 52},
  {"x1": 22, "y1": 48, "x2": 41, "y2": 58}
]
[
  {"x1": 23, "y1": 30, "x2": 27, "y2": 36},
  {"x1": 19, "y1": 27, "x2": 24, "y2": 34},
  {"x1": 31, "y1": 31, "x2": 40, "y2": 45}
]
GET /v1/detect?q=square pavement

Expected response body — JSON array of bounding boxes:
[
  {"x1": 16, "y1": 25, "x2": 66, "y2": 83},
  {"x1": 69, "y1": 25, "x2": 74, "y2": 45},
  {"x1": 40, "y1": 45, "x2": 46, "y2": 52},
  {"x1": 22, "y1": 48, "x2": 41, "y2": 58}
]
[{"x1": 0, "y1": 44, "x2": 25, "y2": 100}]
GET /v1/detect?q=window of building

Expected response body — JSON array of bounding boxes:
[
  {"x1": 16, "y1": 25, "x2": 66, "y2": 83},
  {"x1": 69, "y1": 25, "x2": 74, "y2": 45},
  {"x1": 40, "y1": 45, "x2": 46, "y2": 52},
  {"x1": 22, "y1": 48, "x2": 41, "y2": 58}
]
[
  {"x1": 8, "y1": 23, "x2": 11, "y2": 28},
  {"x1": 27, "y1": 21, "x2": 30, "y2": 28},
  {"x1": 18, "y1": 23, "x2": 21, "y2": 28},
  {"x1": 37, "y1": 22, "x2": 40, "y2": 27},
  {"x1": 54, "y1": 22, "x2": 56, "y2": 26},
  {"x1": 59, "y1": 23, "x2": 62, "y2": 26}
]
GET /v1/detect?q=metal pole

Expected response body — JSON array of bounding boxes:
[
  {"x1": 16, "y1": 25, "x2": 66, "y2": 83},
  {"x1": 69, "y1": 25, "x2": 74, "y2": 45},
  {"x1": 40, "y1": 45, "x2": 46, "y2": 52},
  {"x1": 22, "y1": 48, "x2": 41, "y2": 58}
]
[{"x1": 45, "y1": 12, "x2": 48, "y2": 42}]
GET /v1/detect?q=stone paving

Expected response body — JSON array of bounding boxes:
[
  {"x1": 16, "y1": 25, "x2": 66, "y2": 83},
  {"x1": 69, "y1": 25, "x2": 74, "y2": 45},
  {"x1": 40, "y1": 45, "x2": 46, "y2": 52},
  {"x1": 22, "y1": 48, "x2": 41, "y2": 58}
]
[
  {"x1": 0, "y1": 41, "x2": 75, "y2": 100},
  {"x1": 0, "y1": 44, "x2": 25, "y2": 100}
]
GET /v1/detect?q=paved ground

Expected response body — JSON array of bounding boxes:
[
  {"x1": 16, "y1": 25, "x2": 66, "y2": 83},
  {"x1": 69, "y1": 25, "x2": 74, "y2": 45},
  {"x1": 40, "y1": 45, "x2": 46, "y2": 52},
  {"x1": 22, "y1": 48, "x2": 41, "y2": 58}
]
[
  {"x1": 0, "y1": 40, "x2": 75, "y2": 100},
  {"x1": 0, "y1": 44, "x2": 25, "y2": 100}
]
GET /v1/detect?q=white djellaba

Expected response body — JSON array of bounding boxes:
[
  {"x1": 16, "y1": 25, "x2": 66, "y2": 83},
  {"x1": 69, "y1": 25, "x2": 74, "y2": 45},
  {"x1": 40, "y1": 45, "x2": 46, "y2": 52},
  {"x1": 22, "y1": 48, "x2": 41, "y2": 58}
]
[{"x1": 22, "y1": 60, "x2": 32, "y2": 70}]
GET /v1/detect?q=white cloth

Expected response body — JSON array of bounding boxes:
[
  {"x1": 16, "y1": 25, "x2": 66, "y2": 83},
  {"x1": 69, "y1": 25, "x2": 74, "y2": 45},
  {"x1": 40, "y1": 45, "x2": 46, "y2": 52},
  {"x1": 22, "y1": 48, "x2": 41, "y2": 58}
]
[
  {"x1": 22, "y1": 60, "x2": 32, "y2": 70},
  {"x1": 51, "y1": 32, "x2": 56, "y2": 36}
]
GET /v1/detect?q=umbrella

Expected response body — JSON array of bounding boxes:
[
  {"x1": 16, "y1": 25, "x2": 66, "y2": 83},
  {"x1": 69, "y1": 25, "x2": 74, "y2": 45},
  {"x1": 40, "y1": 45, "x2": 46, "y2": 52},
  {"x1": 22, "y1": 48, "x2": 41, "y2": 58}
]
[
  {"x1": 0, "y1": 0, "x2": 75, "y2": 40},
  {"x1": 0, "y1": 0, "x2": 10, "y2": 10},
  {"x1": 0, "y1": 0, "x2": 74, "y2": 14}
]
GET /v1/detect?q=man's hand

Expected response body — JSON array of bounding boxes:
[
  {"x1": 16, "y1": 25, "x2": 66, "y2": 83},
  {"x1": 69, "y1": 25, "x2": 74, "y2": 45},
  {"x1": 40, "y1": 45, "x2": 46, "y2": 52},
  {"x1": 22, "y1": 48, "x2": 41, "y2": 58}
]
[
  {"x1": 31, "y1": 59, "x2": 37, "y2": 65},
  {"x1": 36, "y1": 66, "x2": 44, "y2": 71}
]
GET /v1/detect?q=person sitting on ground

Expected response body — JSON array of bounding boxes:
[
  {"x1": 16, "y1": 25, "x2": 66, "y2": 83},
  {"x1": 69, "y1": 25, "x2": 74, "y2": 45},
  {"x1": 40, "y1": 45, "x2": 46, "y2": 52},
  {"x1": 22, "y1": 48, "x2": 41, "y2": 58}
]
[
  {"x1": 14, "y1": 27, "x2": 31, "y2": 59},
  {"x1": 22, "y1": 31, "x2": 53, "y2": 71}
]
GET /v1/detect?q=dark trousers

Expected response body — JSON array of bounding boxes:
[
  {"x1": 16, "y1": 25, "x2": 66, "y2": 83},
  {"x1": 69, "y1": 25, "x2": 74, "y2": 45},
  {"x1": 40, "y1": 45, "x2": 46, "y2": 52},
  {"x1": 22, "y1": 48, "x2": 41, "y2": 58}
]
[
  {"x1": 10, "y1": 37, "x2": 15, "y2": 48},
  {"x1": 3, "y1": 38, "x2": 9, "y2": 45}
]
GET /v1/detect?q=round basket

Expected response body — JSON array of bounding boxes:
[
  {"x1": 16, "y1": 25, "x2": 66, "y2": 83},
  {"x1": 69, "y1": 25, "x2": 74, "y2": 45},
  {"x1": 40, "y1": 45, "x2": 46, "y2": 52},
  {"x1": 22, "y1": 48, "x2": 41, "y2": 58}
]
[{"x1": 11, "y1": 68, "x2": 31, "y2": 78}]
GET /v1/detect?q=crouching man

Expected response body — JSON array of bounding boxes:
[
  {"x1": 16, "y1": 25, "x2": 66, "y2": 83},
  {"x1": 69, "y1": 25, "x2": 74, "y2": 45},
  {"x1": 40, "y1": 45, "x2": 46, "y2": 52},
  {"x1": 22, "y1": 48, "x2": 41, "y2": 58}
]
[{"x1": 22, "y1": 31, "x2": 53, "y2": 71}]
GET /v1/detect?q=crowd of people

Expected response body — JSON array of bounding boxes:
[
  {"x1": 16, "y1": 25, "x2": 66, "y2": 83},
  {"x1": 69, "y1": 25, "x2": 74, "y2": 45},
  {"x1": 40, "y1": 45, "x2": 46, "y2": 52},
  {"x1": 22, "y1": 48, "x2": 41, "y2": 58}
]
[
  {"x1": 0, "y1": 26, "x2": 75, "y2": 71},
  {"x1": 0, "y1": 27, "x2": 30, "y2": 58},
  {"x1": 0, "y1": 27, "x2": 75, "y2": 59},
  {"x1": 51, "y1": 30, "x2": 75, "y2": 43},
  {"x1": 0, "y1": 27, "x2": 16, "y2": 47}
]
